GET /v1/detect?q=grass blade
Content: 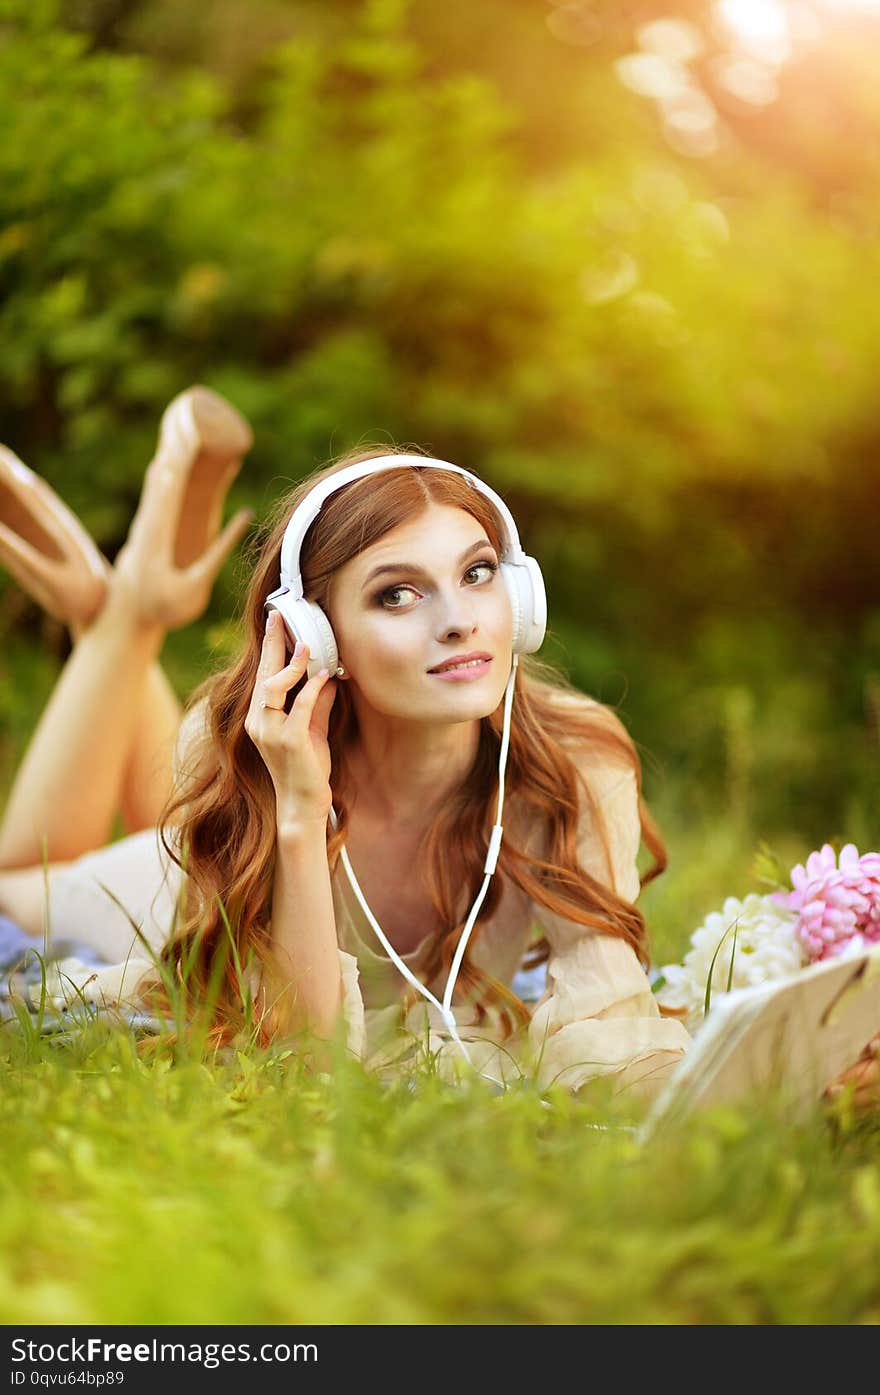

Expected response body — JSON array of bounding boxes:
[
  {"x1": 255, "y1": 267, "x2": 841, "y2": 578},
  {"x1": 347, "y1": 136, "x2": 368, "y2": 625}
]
[{"x1": 704, "y1": 915, "x2": 740, "y2": 1017}]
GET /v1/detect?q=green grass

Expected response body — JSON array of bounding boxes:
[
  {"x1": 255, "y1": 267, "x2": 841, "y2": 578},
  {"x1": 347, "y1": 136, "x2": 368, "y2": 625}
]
[
  {"x1": 1, "y1": 1012, "x2": 879, "y2": 1325},
  {"x1": 2, "y1": 726, "x2": 878, "y2": 1324}
]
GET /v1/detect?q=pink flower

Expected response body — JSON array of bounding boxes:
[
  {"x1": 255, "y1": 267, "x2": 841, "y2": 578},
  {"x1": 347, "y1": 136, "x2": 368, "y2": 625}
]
[{"x1": 772, "y1": 843, "x2": 880, "y2": 963}]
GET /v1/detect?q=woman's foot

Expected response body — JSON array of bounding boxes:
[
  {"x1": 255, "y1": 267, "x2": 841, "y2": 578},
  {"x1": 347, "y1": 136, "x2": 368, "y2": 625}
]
[
  {"x1": 111, "y1": 386, "x2": 255, "y2": 630},
  {"x1": 0, "y1": 444, "x2": 109, "y2": 631}
]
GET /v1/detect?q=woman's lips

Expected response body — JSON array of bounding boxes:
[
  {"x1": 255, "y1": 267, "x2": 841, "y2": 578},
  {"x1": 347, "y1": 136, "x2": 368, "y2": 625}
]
[{"x1": 428, "y1": 657, "x2": 493, "y2": 682}]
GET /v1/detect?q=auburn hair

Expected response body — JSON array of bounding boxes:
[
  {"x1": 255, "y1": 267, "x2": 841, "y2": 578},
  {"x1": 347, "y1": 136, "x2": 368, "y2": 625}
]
[{"x1": 143, "y1": 445, "x2": 669, "y2": 1049}]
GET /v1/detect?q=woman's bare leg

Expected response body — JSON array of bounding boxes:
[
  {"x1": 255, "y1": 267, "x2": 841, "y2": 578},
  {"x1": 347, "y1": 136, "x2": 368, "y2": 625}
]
[
  {"x1": 0, "y1": 860, "x2": 66, "y2": 937},
  {"x1": 118, "y1": 662, "x2": 183, "y2": 833},
  {"x1": 0, "y1": 589, "x2": 168, "y2": 869},
  {"x1": 0, "y1": 509, "x2": 249, "y2": 871},
  {"x1": 64, "y1": 615, "x2": 184, "y2": 837},
  {"x1": 0, "y1": 651, "x2": 184, "y2": 867},
  {"x1": 1, "y1": 446, "x2": 182, "y2": 845},
  {"x1": 0, "y1": 388, "x2": 252, "y2": 869},
  {"x1": 92, "y1": 387, "x2": 252, "y2": 832},
  {"x1": 0, "y1": 828, "x2": 181, "y2": 954}
]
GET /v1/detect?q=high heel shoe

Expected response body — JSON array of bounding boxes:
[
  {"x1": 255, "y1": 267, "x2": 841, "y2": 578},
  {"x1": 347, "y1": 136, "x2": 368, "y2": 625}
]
[
  {"x1": 112, "y1": 386, "x2": 255, "y2": 631},
  {"x1": 0, "y1": 444, "x2": 110, "y2": 630},
  {"x1": 153, "y1": 385, "x2": 253, "y2": 570},
  {"x1": 0, "y1": 387, "x2": 254, "y2": 635}
]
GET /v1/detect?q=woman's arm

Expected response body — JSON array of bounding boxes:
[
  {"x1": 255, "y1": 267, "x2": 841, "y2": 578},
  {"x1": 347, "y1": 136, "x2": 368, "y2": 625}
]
[
  {"x1": 0, "y1": 587, "x2": 166, "y2": 869},
  {"x1": 259, "y1": 818, "x2": 343, "y2": 1040},
  {"x1": 244, "y1": 616, "x2": 342, "y2": 1044}
]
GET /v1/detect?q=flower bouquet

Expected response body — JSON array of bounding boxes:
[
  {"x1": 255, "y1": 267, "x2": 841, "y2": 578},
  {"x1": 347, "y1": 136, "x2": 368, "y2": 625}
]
[{"x1": 653, "y1": 842, "x2": 880, "y2": 1054}]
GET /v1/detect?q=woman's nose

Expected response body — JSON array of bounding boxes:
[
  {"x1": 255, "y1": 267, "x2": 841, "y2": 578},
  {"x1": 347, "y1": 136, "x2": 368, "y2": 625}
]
[{"x1": 436, "y1": 594, "x2": 477, "y2": 640}]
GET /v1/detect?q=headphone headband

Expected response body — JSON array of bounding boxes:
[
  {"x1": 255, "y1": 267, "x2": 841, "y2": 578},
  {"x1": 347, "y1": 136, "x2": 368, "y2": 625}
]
[
  {"x1": 265, "y1": 451, "x2": 547, "y2": 670},
  {"x1": 277, "y1": 453, "x2": 527, "y2": 600}
]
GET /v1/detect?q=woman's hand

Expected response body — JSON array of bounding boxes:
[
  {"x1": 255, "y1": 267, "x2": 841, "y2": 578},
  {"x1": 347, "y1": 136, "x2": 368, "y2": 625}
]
[
  {"x1": 824, "y1": 1033, "x2": 880, "y2": 1114},
  {"x1": 243, "y1": 612, "x2": 339, "y2": 828}
]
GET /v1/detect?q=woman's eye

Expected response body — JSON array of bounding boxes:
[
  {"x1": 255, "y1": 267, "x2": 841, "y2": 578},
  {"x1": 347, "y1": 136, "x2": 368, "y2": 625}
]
[
  {"x1": 379, "y1": 585, "x2": 420, "y2": 609},
  {"x1": 376, "y1": 559, "x2": 497, "y2": 610},
  {"x1": 465, "y1": 560, "x2": 498, "y2": 584}
]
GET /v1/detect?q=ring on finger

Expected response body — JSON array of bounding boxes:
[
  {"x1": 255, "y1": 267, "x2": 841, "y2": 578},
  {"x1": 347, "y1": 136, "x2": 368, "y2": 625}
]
[{"x1": 260, "y1": 683, "x2": 284, "y2": 711}]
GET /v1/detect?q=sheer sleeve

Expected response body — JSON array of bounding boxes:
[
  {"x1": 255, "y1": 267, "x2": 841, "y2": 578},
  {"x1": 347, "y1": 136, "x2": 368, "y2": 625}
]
[
  {"x1": 337, "y1": 949, "x2": 366, "y2": 1058},
  {"x1": 526, "y1": 759, "x2": 691, "y2": 1102}
]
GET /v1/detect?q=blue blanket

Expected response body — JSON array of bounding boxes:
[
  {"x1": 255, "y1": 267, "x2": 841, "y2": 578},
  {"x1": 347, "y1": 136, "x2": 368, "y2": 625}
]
[
  {"x1": 0, "y1": 914, "x2": 164, "y2": 1036},
  {"x1": 0, "y1": 912, "x2": 552, "y2": 1041}
]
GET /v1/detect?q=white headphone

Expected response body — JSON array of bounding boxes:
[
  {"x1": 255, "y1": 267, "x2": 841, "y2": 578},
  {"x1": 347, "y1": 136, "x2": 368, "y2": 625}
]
[
  {"x1": 264, "y1": 453, "x2": 548, "y2": 1088},
  {"x1": 265, "y1": 453, "x2": 547, "y2": 678}
]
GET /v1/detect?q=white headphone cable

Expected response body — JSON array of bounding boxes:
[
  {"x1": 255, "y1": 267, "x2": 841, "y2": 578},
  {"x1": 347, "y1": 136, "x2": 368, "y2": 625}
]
[
  {"x1": 440, "y1": 652, "x2": 517, "y2": 1020},
  {"x1": 329, "y1": 655, "x2": 520, "y2": 1087}
]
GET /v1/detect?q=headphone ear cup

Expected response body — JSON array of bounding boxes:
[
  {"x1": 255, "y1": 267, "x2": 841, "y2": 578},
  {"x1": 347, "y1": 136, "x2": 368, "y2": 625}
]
[
  {"x1": 500, "y1": 561, "x2": 526, "y2": 654},
  {"x1": 500, "y1": 557, "x2": 547, "y2": 655},
  {"x1": 266, "y1": 595, "x2": 338, "y2": 678},
  {"x1": 304, "y1": 601, "x2": 339, "y2": 676}
]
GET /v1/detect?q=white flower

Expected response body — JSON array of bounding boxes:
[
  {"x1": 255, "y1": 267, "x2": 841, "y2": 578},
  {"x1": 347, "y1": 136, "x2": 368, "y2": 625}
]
[{"x1": 654, "y1": 893, "x2": 808, "y2": 1032}]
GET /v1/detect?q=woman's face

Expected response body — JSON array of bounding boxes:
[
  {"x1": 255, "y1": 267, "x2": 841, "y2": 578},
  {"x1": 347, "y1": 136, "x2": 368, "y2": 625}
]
[{"x1": 326, "y1": 502, "x2": 514, "y2": 724}]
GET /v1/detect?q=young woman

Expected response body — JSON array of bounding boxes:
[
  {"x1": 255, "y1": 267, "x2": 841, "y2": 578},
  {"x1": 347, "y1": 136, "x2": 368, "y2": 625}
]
[
  {"x1": 0, "y1": 395, "x2": 691, "y2": 1099},
  {"x1": 5, "y1": 390, "x2": 871, "y2": 1106}
]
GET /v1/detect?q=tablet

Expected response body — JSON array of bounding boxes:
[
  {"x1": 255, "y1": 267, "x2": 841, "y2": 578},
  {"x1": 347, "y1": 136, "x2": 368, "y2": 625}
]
[{"x1": 639, "y1": 942, "x2": 880, "y2": 1141}]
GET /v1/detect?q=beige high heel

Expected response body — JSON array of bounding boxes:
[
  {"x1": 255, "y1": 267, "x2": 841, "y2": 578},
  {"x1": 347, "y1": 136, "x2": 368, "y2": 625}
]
[
  {"x1": 152, "y1": 385, "x2": 253, "y2": 570},
  {"x1": 0, "y1": 386, "x2": 254, "y2": 634},
  {"x1": 111, "y1": 385, "x2": 255, "y2": 630},
  {"x1": 0, "y1": 444, "x2": 109, "y2": 630}
]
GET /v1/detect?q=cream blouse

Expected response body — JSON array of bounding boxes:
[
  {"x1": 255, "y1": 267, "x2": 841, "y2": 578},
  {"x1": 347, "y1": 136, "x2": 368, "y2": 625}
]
[{"x1": 38, "y1": 702, "x2": 691, "y2": 1103}]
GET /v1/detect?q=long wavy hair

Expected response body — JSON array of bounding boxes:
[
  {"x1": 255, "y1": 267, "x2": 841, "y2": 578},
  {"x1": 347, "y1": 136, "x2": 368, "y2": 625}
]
[{"x1": 145, "y1": 444, "x2": 669, "y2": 1048}]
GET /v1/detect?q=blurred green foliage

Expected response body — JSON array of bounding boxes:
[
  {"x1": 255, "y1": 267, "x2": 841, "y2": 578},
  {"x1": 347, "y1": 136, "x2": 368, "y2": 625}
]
[{"x1": 1, "y1": 0, "x2": 879, "y2": 864}]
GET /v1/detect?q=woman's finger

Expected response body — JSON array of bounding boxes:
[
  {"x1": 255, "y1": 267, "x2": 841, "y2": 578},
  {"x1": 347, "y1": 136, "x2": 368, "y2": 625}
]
[
  {"x1": 309, "y1": 669, "x2": 340, "y2": 738},
  {"x1": 827, "y1": 1055, "x2": 880, "y2": 1111},
  {"x1": 245, "y1": 619, "x2": 298, "y2": 728},
  {"x1": 256, "y1": 612, "x2": 293, "y2": 678},
  {"x1": 852, "y1": 1055, "x2": 880, "y2": 1099},
  {"x1": 258, "y1": 634, "x2": 311, "y2": 709},
  {"x1": 285, "y1": 666, "x2": 334, "y2": 736}
]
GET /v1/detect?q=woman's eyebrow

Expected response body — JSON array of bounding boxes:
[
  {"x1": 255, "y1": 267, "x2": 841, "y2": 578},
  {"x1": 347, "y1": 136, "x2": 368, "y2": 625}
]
[{"x1": 361, "y1": 539, "x2": 495, "y2": 589}]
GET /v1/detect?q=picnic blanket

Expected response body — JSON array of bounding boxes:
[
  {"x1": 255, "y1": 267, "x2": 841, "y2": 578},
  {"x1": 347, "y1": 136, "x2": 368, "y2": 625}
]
[
  {"x1": 0, "y1": 913, "x2": 552, "y2": 1041},
  {"x1": 0, "y1": 913, "x2": 166, "y2": 1036}
]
